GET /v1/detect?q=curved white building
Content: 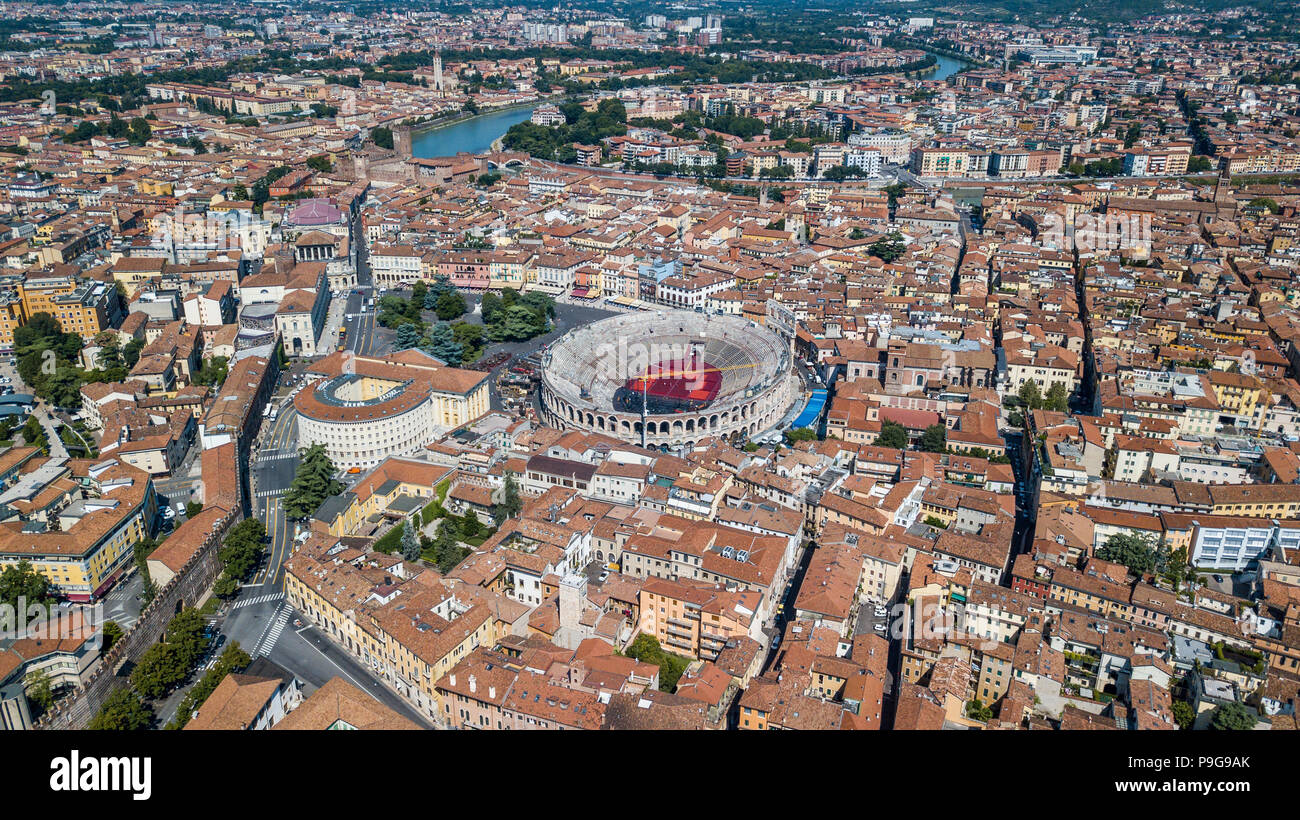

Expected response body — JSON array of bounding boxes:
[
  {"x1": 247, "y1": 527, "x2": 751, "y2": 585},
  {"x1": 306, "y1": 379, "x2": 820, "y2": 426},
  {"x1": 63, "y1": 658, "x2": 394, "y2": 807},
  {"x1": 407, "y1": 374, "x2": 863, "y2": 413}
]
[{"x1": 295, "y1": 350, "x2": 490, "y2": 470}]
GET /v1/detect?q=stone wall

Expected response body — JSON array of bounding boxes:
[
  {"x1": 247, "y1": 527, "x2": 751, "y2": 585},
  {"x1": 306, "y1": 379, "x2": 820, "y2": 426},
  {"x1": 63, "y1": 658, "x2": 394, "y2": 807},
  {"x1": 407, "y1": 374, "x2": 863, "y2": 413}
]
[{"x1": 36, "y1": 443, "x2": 251, "y2": 730}]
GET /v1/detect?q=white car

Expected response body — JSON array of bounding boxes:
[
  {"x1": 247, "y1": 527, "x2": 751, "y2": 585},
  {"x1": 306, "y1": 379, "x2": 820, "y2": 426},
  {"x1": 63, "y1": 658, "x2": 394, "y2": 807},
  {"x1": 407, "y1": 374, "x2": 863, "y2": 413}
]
[
  {"x1": 162, "y1": 507, "x2": 175, "y2": 519},
  {"x1": 873, "y1": 623, "x2": 887, "y2": 633}
]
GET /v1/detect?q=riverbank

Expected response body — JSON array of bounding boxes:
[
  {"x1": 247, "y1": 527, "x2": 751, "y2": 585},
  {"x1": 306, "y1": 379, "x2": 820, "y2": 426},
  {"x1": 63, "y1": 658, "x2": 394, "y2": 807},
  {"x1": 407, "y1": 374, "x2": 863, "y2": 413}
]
[
  {"x1": 408, "y1": 99, "x2": 541, "y2": 139},
  {"x1": 410, "y1": 101, "x2": 541, "y2": 159}
]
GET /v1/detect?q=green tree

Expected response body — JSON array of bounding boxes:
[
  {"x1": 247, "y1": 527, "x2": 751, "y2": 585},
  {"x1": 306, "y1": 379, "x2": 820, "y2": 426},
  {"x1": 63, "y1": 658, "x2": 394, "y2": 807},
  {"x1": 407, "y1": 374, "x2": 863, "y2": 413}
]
[
  {"x1": 96, "y1": 335, "x2": 123, "y2": 369},
  {"x1": 88, "y1": 686, "x2": 154, "y2": 730},
  {"x1": 624, "y1": 632, "x2": 690, "y2": 692},
  {"x1": 194, "y1": 356, "x2": 229, "y2": 387},
  {"x1": 130, "y1": 641, "x2": 188, "y2": 698},
  {"x1": 20, "y1": 415, "x2": 47, "y2": 451},
  {"x1": 450, "y1": 322, "x2": 485, "y2": 362},
  {"x1": 166, "y1": 642, "x2": 251, "y2": 729},
  {"x1": 435, "y1": 289, "x2": 467, "y2": 321},
  {"x1": 123, "y1": 337, "x2": 145, "y2": 368},
  {"x1": 874, "y1": 420, "x2": 909, "y2": 450},
  {"x1": 400, "y1": 519, "x2": 421, "y2": 561},
  {"x1": 965, "y1": 699, "x2": 993, "y2": 722},
  {"x1": 165, "y1": 608, "x2": 209, "y2": 669},
  {"x1": 0, "y1": 560, "x2": 51, "y2": 610},
  {"x1": 394, "y1": 322, "x2": 422, "y2": 351},
  {"x1": 371, "y1": 126, "x2": 394, "y2": 149},
  {"x1": 1018, "y1": 380, "x2": 1043, "y2": 411},
  {"x1": 1164, "y1": 545, "x2": 1189, "y2": 590},
  {"x1": 480, "y1": 291, "x2": 503, "y2": 324},
  {"x1": 868, "y1": 231, "x2": 907, "y2": 262},
  {"x1": 283, "y1": 444, "x2": 344, "y2": 519},
  {"x1": 25, "y1": 668, "x2": 55, "y2": 712},
  {"x1": 919, "y1": 424, "x2": 947, "y2": 453},
  {"x1": 1096, "y1": 532, "x2": 1159, "y2": 576},
  {"x1": 215, "y1": 518, "x2": 268, "y2": 590},
  {"x1": 1210, "y1": 701, "x2": 1257, "y2": 731},
  {"x1": 131, "y1": 538, "x2": 157, "y2": 605},
  {"x1": 785, "y1": 427, "x2": 817, "y2": 442},
  {"x1": 101, "y1": 620, "x2": 124, "y2": 651},
  {"x1": 127, "y1": 117, "x2": 151, "y2": 146},
  {"x1": 1044, "y1": 383, "x2": 1069, "y2": 412},
  {"x1": 425, "y1": 322, "x2": 464, "y2": 367},
  {"x1": 458, "y1": 509, "x2": 482, "y2": 539},
  {"x1": 492, "y1": 471, "x2": 522, "y2": 525},
  {"x1": 1171, "y1": 700, "x2": 1195, "y2": 730}
]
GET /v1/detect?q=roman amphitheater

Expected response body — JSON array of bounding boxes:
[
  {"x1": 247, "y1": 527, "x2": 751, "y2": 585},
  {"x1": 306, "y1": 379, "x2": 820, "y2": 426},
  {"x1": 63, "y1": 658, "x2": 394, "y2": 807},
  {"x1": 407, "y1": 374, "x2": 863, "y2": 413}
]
[{"x1": 540, "y1": 312, "x2": 799, "y2": 449}]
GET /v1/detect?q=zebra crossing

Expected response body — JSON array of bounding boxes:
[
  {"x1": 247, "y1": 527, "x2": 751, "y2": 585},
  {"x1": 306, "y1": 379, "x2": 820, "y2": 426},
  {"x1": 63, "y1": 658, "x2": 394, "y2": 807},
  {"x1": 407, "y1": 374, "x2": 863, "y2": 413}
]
[
  {"x1": 257, "y1": 449, "x2": 300, "y2": 463},
  {"x1": 103, "y1": 596, "x2": 138, "y2": 631},
  {"x1": 231, "y1": 592, "x2": 284, "y2": 610},
  {"x1": 255, "y1": 488, "x2": 287, "y2": 498},
  {"x1": 253, "y1": 604, "x2": 292, "y2": 658}
]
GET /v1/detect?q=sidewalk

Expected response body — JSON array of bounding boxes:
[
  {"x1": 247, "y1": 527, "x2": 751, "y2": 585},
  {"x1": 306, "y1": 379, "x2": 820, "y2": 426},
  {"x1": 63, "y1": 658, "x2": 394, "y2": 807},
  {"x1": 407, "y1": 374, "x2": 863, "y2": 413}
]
[{"x1": 35, "y1": 406, "x2": 69, "y2": 458}]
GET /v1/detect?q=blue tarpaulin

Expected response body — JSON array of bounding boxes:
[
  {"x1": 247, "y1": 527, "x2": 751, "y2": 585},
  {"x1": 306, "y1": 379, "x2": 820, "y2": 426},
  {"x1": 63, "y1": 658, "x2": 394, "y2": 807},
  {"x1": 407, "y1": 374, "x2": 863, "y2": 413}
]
[{"x1": 790, "y1": 389, "x2": 827, "y2": 429}]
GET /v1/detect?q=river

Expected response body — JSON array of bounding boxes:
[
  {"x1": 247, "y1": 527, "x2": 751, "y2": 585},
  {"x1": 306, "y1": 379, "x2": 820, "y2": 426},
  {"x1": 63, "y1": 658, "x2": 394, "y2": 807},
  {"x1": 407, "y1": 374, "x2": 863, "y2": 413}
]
[
  {"x1": 411, "y1": 105, "x2": 537, "y2": 158},
  {"x1": 929, "y1": 53, "x2": 972, "y2": 82},
  {"x1": 410, "y1": 54, "x2": 967, "y2": 160}
]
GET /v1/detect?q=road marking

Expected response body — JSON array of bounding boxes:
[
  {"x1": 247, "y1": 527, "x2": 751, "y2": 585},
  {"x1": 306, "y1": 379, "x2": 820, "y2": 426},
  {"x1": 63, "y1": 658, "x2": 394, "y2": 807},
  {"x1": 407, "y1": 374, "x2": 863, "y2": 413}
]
[
  {"x1": 292, "y1": 625, "x2": 389, "y2": 704},
  {"x1": 256, "y1": 488, "x2": 288, "y2": 498},
  {"x1": 256, "y1": 452, "x2": 299, "y2": 463},
  {"x1": 231, "y1": 592, "x2": 285, "y2": 610},
  {"x1": 253, "y1": 604, "x2": 292, "y2": 657}
]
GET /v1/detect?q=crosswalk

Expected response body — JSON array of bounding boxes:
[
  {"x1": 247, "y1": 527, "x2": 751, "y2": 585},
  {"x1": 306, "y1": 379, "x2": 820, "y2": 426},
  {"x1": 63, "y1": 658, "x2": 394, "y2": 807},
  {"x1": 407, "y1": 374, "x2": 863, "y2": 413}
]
[
  {"x1": 103, "y1": 595, "x2": 138, "y2": 631},
  {"x1": 255, "y1": 488, "x2": 287, "y2": 498},
  {"x1": 253, "y1": 604, "x2": 292, "y2": 658},
  {"x1": 231, "y1": 592, "x2": 284, "y2": 610},
  {"x1": 256, "y1": 450, "x2": 300, "y2": 463}
]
